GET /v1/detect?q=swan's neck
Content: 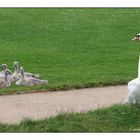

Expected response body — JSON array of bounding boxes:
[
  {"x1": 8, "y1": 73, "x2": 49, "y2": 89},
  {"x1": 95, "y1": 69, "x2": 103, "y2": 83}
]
[
  {"x1": 2, "y1": 70, "x2": 5, "y2": 74},
  {"x1": 4, "y1": 72, "x2": 8, "y2": 81},
  {"x1": 15, "y1": 66, "x2": 19, "y2": 74},
  {"x1": 21, "y1": 71, "x2": 24, "y2": 79}
]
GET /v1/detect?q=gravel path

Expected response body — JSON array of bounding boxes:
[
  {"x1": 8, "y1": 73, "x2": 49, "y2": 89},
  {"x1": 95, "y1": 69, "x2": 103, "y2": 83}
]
[{"x1": 0, "y1": 85, "x2": 127, "y2": 124}]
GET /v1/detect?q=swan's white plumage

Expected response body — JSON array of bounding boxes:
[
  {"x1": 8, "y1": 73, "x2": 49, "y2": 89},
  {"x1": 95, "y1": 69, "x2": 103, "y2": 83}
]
[
  {"x1": 138, "y1": 55, "x2": 140, "y2": 78},
  {"x1": 125, "y1": 55, "x2": 140, "y2": 105}
]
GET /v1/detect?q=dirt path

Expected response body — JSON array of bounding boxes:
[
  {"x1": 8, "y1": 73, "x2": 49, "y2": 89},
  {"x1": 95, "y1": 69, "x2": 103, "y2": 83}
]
[{"x1": 0, "y1": 85, "x2": 127, "y2": 124}]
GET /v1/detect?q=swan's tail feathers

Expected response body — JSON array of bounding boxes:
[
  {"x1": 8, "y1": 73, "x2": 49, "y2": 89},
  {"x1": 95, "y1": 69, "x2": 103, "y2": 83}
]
[
  {"x1": 138, "y1": 55, "x2": 140, "y2": 79},
  {"x1": 32, "y1": 73, "x2": 40, "y2": 79},
  {"x1": 41, "y1": 80, "x2": 48, "y2": 85}
]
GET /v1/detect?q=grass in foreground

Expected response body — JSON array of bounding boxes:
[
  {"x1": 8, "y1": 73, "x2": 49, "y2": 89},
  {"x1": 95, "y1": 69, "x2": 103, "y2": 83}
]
[
  {"x1": 0, "y1": 8, "x2": 139, "y2": 93},
  {"x1": 0, "y1": 104, "x2": 140, "y2": 132}
]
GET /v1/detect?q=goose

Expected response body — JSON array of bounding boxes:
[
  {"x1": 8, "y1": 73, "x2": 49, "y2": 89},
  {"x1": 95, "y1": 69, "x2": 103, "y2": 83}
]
[
  {"x1": 13, "y1": 61, "x2": 40, "y2": 79},
  {"x1": 0, "y1": 69, "x2": 11, "y2": 88},
  {"x1": 16, "y1": 67, "x2": 48, "y2": 86}
]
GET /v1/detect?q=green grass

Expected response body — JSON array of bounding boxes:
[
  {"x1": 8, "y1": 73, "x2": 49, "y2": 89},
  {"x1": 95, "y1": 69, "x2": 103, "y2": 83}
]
[
  {"x1": 0, "y1": 8, "x2": 140, "y2": 93},
  {"x1": 0, "y1": 104, "x2": 140, "y2": 132}
]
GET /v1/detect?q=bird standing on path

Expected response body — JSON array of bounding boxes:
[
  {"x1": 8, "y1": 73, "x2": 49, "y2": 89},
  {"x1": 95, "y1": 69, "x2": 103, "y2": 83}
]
[{"x1": 125, "y1": 34, "x2": 140, "y2": 105}]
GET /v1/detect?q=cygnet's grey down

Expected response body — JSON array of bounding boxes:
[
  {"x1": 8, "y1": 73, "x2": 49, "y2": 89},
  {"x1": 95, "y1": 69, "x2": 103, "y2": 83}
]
[
  {"x1": 0, "y1": 64, "x2": 8, "y2": 76},
  {"x1": 9, "y1": 62, "x2": 19, "y2": 82},
  {"x1": 16, "y1": 67, "x2": 48, "y2": 86},
  {"x1": 13, "y1": 61, "x2": 40, "y2": 79},
  {"x1": 0, "y1": 69, "x2": 11, "y2": 88}
]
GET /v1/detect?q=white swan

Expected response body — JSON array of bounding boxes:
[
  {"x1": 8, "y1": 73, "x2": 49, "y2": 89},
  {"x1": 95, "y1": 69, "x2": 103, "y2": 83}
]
[
  {"x1": 16, "y1": 67, "x2": 48, "y2": 86},
  {"x1": 125, "y1": 55, "x2": 140, "y2": 105},
  {"x1": 0, "y1": 69, "x2": 11, "y2": 88},
  {"x1": 13, "y1": 61, "x2": 40, "y2": 79}
]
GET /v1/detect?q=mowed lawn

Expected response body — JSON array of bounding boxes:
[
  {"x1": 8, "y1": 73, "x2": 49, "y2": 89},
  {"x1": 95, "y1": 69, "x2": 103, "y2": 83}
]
[
  {"x1": 0, "y1": 104, "x2": 140, "y2": 132},
  {"x1": 0, "y1": 8, "x2": 139, "y2": 93}
]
